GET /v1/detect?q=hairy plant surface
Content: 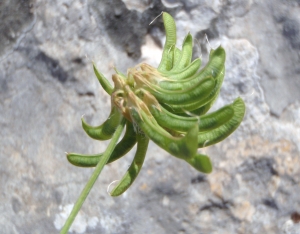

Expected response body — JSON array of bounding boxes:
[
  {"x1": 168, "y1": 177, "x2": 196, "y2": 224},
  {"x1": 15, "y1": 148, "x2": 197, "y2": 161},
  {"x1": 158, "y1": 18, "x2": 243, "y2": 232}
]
[{"x1": 61, "y1": 12, "x2": 245, "y2": 233}]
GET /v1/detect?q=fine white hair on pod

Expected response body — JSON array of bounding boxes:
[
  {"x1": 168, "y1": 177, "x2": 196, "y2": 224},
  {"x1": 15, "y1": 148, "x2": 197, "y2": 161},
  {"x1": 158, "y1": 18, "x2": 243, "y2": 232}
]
[
  {"x1": 205, "y1": 34, "x2": 217, "y2": 50},
  {"x1": 194, "y1": 37, "x2": 203, "y2": 60},
  {"x1": 201, "y1": 139, "x2": 210, "y2": 155},
  {"x1": 107, "y1": 180, "x2": 120, "y2": 195},
  {"x1": 149, "y1": 12, "x2": 163, "y2": 25},
  {"x1": 239, "y1": 88, "x2": 255, "y2": 99}
]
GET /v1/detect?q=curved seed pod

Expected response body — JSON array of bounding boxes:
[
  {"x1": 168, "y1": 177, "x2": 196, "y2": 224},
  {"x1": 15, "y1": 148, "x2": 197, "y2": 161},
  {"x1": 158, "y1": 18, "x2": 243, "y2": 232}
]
[
  {"x1": 197, "y1": 102, "x2": 234, "y2": 132},
  {"x1": 200, "y1": 46, "x2": 225, "y2": 80},
  {"x1": 171, "y1": 33, "x2": 193, "y2": 71},
  {"x1": 151, "y1": 77, "x2": 215, "y2": 105},
  {"x1": 149, "y1": 105, "x2": 198, "y2": 132},
  {"x1": 159, "y1": 59, "x2": 201, "y2": 85},
  {"x1": 107, "y1": 121, "x2": 137, "y2": 162},
  {"x1": 167, "y1": 46, "x2": 224, "y2": 80},
  {"x1": 187, "y1": 70, "x2": 224, "y2": 116},
  {"x1": 173, "y1": 47, "x2": 181, "y2": 66},
  {"x1": 189, "y1": 89, "x2": 220, "y2": 116},
  {"x1": 134, "y1": 62, "x2": 204, "y2": 93},
  {"x1": 150, "y1": 99, "x2": 234, "y2": 133},
  {"x1": 82, "y1": 107, "x2": 123, "y2": 140},
  {"x1": 187, "y1": 103, "x2": 210, "y2": 117},
  {"x1": 93, "y1": 64, "x2": 113, "y2": 95},
  {"x1": 161, "y1": 94, "x2": 212, "y2": 113},
  {"x1": 158, "y1": 47, "x2": 224, "y2": 91},
  {"x1": 185, "y1": 154, "x2": 212, "y2": 173},
  {"x1": 136, "y1": 71, "x2": 215, "y2": 96},
  {"x1": 160, "y1": 46, "x2": 226, "y2": 86},
  {"x1": 158, "y1": 12, "x2": 177, "y2": 72},
  {"x1": 67, "y1": 153, "x2": 102, "y2": 168},
  {"x1": 67, "y1": 121, "x2": 137, "y2": 167},
  {"x1": 161, "y1": 66, "x2": 224, "y2": 113},
  {"x1": 159, "y1": 61, "x2": 213, "y2": 91},
  {"x1": 198, "y1": 98, "x2": 245, "y2": 148},
  {"x1": 129, "y1": 107, "x2": 198, "y2": 159},
  {"x1": 110, "y1": 133, "x2": 149, "y2": 196},
  {"x1": 190, "y1": 66, "x2": 225, "y2": 115}
]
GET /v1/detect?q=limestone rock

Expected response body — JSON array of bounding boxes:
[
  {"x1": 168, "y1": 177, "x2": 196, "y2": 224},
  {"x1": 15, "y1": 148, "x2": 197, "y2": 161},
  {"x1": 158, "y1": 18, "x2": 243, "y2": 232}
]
[{"x1": 0, "y1": 0, "x2": 300, "y2": 233}]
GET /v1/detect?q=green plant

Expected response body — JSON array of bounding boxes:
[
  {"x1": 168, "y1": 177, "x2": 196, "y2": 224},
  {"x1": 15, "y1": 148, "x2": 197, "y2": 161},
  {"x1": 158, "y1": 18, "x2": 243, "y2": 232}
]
[{"x1": 60, "y1": 12, "x2": 245, "y2": 233}]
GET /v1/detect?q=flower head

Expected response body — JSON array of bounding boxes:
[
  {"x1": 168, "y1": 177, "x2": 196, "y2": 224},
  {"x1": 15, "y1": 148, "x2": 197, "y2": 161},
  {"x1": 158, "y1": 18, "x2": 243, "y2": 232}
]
[{"x1": 67, "y1": 12, "x2": 245, "y2": 196}]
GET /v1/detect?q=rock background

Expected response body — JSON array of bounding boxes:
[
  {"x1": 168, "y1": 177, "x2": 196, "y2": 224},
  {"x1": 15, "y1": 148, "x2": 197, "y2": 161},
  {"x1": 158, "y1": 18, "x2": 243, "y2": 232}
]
[{"x1": 1, "y1": 0, "x2": 300, "y2": 233}]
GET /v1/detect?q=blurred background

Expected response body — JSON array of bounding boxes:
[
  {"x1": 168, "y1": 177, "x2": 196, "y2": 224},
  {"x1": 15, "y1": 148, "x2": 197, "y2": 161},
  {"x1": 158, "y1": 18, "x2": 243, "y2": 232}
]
[{"x1": 1, "y1": 0, "x2": 300, "y2": 233}]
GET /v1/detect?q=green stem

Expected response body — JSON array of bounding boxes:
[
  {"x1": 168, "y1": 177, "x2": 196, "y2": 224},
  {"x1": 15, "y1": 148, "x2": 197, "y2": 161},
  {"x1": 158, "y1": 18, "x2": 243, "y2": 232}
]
[{"x1": 60, "y1": 118, "x2": 126, "y2": 234}]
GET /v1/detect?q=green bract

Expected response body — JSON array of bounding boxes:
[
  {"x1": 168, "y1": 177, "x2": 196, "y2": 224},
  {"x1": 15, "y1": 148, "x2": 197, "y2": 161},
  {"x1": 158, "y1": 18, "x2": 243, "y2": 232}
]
[{"x1": 61, "y1": 12, "x2": 245, "y2": 233}]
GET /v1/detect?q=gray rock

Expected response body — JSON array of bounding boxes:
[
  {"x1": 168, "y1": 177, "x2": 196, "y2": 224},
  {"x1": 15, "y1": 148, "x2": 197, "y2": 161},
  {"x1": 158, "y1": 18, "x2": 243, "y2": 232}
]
[
  {"x1": 226, "y1": 0, "x2": 300, "y2": 116},
  {"x1": 0, "y1": 0, "x2": 34, "y2": 56},
  {"x1": 0, "y1": 0, "x2": 300, "y2": 233}
]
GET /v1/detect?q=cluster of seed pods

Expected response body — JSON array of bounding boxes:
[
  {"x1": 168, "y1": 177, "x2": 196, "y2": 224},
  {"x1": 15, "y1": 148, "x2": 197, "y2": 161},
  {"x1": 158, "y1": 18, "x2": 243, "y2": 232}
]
[{"x1": 67, "y1": 12, "x2": 245, "y2": 196}]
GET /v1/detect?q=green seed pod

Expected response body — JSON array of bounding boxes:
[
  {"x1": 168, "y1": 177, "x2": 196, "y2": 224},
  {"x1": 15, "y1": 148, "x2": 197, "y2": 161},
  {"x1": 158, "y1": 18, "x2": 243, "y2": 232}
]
[
  {"x1": 172, "y1": 47, "x2": 182, "y2": 66},
  {"x1": 150, "y1": 77, "x2": 216, "y2": 105},
  {"x1": 197, "y1": 102, "x2": 234, "y2": 132},
  {"x1": 149, "y1": 105, "x2": 198, "y2": 132},
  {"x1": 158, "y1": 46, "x2": 225, "y2": 91},
  {"x1": 201, "y1": 46, "x2": 226, "y2": 80},
  {"x1": 188, "y1": 64, "x2": 225, "y2": 116},
  {"x1": 81, "y1": 107, "x2": 123, "y2": 140},
  {"x1": 66, "y1": 153, "x2": 102, "y2": 168},
  {"x1": 171, "y1": 33, "x2": 193, "y2": 71},
  {"x1": 67, "y1": 121, "x2": 137, "y2": 167},
  {"x1": 158, "y1": 12, "x2": 177, "y2": 72},
  {"x1": 129, "y1": 107, "x2": 198, "y2": 159},
  {"x1": 149, "y1": 97, "x2": 235, "y2": 133},
  {"x1": 161, "y1": 66, "x2": 224, "y2": 113},
  {"x1": 160, "y1": 58, "x2": 202, "y2": 82},
  {"x1": 185, "y1": 154, "x2": 212, "y2": 173},
  {"x1": 108, "y1": 121, "x2": 137, "y2": 162},
  {"x1": 159, "y1": 65, "x2": 219, "y2": 91},
  {"x1": 93, "y1": 64, "x2": 113, "y2": 95},
  {"x1": 110, "y1": 133, "x2": 149, "y2": 196},
  {"x1": 197, "y1": 97, "x2": 245, "y2": 148}
]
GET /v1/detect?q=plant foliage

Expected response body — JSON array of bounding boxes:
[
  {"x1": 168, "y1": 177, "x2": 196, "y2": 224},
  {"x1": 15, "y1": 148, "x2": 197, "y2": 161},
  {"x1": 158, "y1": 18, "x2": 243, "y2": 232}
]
[{"x1": 61, "y1": 12, "x2": 245, "y2": 233}]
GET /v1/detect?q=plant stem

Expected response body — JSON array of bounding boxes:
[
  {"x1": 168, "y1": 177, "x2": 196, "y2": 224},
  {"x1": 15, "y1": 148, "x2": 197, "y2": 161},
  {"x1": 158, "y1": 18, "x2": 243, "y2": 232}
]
[{"x1": 60, "y1": 118, "x2": 126, "y2": 234}]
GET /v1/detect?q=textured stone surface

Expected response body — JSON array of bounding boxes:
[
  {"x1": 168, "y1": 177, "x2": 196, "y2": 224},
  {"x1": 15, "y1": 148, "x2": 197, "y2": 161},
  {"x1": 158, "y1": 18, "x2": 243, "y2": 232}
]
[
  {"x1": 1, "y1": 0, "x2": 300, "y2": 233},
  {"x1": 0, "y1": 0, "x2": 34, "y2": 56}
]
